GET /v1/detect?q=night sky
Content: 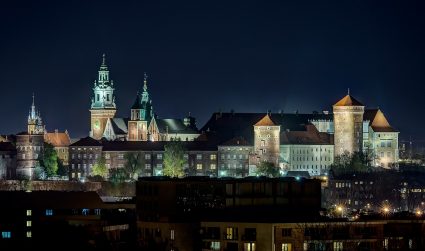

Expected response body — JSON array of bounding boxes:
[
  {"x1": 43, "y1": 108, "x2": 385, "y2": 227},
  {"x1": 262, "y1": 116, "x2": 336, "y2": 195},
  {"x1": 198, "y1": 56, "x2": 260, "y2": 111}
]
[{"x1": 0, "y1": 1, "x2": 424, "y2": 141}]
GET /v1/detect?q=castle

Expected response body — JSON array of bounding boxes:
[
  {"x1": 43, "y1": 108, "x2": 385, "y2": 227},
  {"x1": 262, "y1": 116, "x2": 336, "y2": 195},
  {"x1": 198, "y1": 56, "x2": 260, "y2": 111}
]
[
  {"x1": 1, "y1": 55, "x2": 400, "y2": 180},
  {"x1": 65, "y1": 55, "x2": 400, "y2": 180}
]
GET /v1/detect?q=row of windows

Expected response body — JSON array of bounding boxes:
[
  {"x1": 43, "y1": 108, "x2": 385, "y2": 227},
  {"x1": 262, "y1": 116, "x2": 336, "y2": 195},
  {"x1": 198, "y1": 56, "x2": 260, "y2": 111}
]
[
  {"x1": 292, "y1": 148, "x2": 331, "y2": 154},
  {"x1": 292, "y1": 156, "x2": 331, "y2": 161},
  {"x1": 379, "y1": 152, "x2": 393, "y2": 158},
  {"x1": 220, "y1": 154, "x2": 249, "y2": 160},
  {"x1": 292, "y1": 164, "x2": 328, "y2": 170},
  {"x1": 17, "y1": 146, "x2": 42, "y2": 151},
  {"x1": 220, "y1": 163, "x2": 249, "y2": 169},
  {"x1": 71, "y1": 154, "x2": 99, "y2": 160}
]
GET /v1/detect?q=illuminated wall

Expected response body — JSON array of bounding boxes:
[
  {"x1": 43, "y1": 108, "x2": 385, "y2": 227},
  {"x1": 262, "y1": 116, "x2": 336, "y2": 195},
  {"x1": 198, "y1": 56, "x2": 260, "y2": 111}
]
[
  {"x1": 90, "y1": 109, "x2": 116, "y2": 140},
  {"x1": 253, "y1": 125, "x2": 280, "y2": 166},
  {"x1": 333, "y1": 106, "x2": 364, "y2": 156}
]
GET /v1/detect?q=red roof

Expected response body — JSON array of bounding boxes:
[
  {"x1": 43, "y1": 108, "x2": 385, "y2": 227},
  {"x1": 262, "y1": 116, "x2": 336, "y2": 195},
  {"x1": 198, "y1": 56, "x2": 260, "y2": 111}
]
[
  {"x1": 254, "y1": 114, "x2": 276, "y2": 126},
  {"x1": 334, "y1": 95, "x2": 363, "y2": 106},
  {"x1": 44, "y1": 131, "x2": 71, "y2": 147}
]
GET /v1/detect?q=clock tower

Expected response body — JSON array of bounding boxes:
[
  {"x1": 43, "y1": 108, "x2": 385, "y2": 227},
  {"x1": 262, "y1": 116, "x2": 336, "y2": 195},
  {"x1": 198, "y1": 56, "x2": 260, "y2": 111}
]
[{"x1": 89, "y1": 54, "x2": 117, "y2": 139}]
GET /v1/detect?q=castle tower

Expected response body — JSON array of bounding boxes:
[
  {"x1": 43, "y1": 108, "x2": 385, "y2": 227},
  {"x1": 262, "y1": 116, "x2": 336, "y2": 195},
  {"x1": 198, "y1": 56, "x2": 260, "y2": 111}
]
[
  {"x1": 89, "y1": 54, "x2": 117, "y2": 139},
  {"x1": 333, "y1": 91, "x2": 364, "y2": 157},
  {"x1": 253, "y1": 114, "x2": 280, "y2": 166},
  {"x1": 16, "y1": 94, "x2": 45, "y2": 179},
  {"x1": 127, "y1": 73, "x2": 154, "y2": 141}
]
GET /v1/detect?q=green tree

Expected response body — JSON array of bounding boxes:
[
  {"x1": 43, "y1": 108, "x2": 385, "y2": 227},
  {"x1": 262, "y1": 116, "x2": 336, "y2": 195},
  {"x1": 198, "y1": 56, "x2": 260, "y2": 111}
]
[
  {"x1": 163, "y1": 140, "x2": 186, "y2": 178},
  {"x1": 109, "y1": 168, "x2": 127, "y2": 184},
  {"x1": 124, "y1": 152, "x2": 143, "y2": 180},
  {"x1": 57, "y1": 159, "x2": 68, "y2": 177},
  {"x1": 92, "y1": 156, "x2": 107, "y2": 178},
  {"x1": 331, "y1": 151, "x2": 373, "y2": 174},
  {"x1": 256, "y1": 161, "x2": 280, "y2": 177},
  {"x1": 40, "y1": 143, "x2": 58, "y2": 177}
]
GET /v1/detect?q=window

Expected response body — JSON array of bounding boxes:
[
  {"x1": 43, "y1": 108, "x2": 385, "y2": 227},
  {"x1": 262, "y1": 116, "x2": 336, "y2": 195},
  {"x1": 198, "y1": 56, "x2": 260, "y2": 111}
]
[
  {"x1": 145, "y1": 154, "x2": 151, "y2": 160},
  {"x1": 26, "y1": 221, "x2": 31, "y2": 227},
  {"x1": 210, "y1": 164, "x2": 216, "y2": 170},
  {"x1": 197, "y1": 164, "x2": 203, "y2": 170},
  {"x1": 210, "y1": 241, "x2": 220, "y2": 250},
  {"x1": 196, "y1": 154, "x2": 202, "y2": 160},
  {"x1": 118, "y1": 154, "x2": 124, "y2": 159},
  {"x1": 226, "y1": 227, "x2": 237, "y2": 240},
  {"x1": 220, "y1": 155, "x2": 225, "y2": 160},
  {"x1": 94, "y1": 209, "x2": 101, "y2": 215},
  {"x1": 26, "y1": 209, "x2": 32, "y2": 216},
  {"x1": 333, "y1": 241, "x2": 343, "y2": 251},
  {"x1": 2, "y1": 231, "x2": 11, "y2": 239},
  {"x1": 157, "y1": 154, "x2": 163, "y2": 160},
  {"x1": 387, "y1": 152, "x2": 391, "y2": 157},
  {"x1": 282, "y1": 243, "x2": 292, "y2": 251},
  {"x1": 244, "y1": 243, "x2": 255, "y2": 251},
  {"x1": 282, "y1": 228, "x2": 292, "y2": 237},
  {"x1": 105, "y1": 153, "x2": 110, "y2": 159},
  {"x1": 157, "y1": 164, "x2": 163, "y2": 168},
  {"x1": 387, "y1": 141, "x2": 392, "y2": 147},
  {"x1": 26, "y1": 231, "x2": 31, "y2": 238},
  {"x1": 46, "y1": 209, "x2": 53, "y2": 216},
  {"x1": 210, "y1": 154, "x2": 216, "y2": 160},
  {"x1": 107, "y1": 94, "x2": 110, "y2": 101},
  {"x1": 184, "y1": 154, "x2": 188, "y2": 159},
  {"x1": 170, "y1": 229, "x2": 175, "y2": 240}
]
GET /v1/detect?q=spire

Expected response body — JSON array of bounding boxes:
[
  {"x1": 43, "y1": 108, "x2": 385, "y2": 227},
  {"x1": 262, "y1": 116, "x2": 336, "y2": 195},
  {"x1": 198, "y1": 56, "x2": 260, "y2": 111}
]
[
  {"x1": 32, "y1": 92, "x2": 35, "y2": 107},
  {"x1": 347, "y1": 88, "x2": 350, "y2": 95},
  {"x1": 102, "y1": 53, "x2": 106, "y2": 66},
  {"x1": 143, "y1": 72, "x2": 148, "y2": 91}
]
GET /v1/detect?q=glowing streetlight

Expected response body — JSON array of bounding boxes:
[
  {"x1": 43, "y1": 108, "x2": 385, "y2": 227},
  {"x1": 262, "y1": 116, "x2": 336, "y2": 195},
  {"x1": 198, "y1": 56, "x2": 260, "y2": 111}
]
[{"x1": 416, "y1": 210, "x2": 422, "y2": 217}]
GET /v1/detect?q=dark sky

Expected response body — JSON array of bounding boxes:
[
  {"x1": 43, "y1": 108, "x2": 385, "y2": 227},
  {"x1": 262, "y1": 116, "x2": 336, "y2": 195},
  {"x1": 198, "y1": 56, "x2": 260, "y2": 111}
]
[{"x1": 0, "y1": 1, "x2": 424, "y2": 141}]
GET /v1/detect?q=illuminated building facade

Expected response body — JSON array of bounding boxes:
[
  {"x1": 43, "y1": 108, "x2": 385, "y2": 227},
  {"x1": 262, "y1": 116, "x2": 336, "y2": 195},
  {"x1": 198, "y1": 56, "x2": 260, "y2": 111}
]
[
  {"x1": 333, "y1": 92, "x2": 365, "y2": 156},
  {"x1": 44, "y1": 130, "x2": 71, "y2": 166},
  {"x1": 89, "y1": 54, "x2": 117, "y2": 140},
  {"x1": 88, "y1": 55, "x2": 200, "y2": 142},
  {"x1": 253, "y1": 114, "x2": 281, "y2": 166}
]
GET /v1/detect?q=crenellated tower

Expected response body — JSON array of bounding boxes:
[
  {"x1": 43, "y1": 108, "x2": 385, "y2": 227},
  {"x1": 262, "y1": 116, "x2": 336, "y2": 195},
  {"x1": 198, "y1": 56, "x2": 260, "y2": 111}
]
[{"x1": 89, "y1": 54, "x2": 117, "y2": 139}]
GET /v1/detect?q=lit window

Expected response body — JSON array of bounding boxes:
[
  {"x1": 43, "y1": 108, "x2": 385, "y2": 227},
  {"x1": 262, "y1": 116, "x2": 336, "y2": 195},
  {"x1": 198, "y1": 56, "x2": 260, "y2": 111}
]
[
  {"x1": 226, "y1": 227, "x2": 237, "y2": 240},
  {"x1": 157, "y1": 154, "x2": 163, "y2": 160},
  {"x1": 210, "y1": 164, "x2": 216, "y2": 170},
  {"x1": 333, "y1": 241, "x2": 343, "y2": 251},
  {"x1": 1, "y1": 231, "x2": 11, "y2": 239},
  {"x1": 46, "y1": 209, "x2": 53, "y2": 216},
  {"x1": 26, "y1": 231, "x2": 31, "y2": 238},
  {"x1": 210, "y1": 154, "x2": 216, "y2": 160},
  {"x1": 196, "y1": 154, "x2": 202, "y2": 160},
  {"x1": 105, "y1": 153, "x2": 110, "y2": 159},
  {"x1": 210, "y1": 241, "x2": 220, "y2": 250},
  {"x1": 26, "y1": 221, "x2": 31, "y2": 227},
  {"x1": 170, "y1": 229, "x2": 175, "y2": 240},
  {"x1": 145, "y1": 164, "x2": 151, "y2": 169},
  {"x1": 244, "y1": 242, "x2": 255, "y2": 251},
  {"x1": 26, "y1": 210, "x2": 32, "y2": 216},
  {"x1": 197, "y1": 164, "x2": 202, "y2": 170},
  {"x1": 145, "y1": 154, "x2": 151, "y2": 160},
  {"x1": 282, "y1": 243, "x2": 292, "y2": 251},
  {"x1": 118, "y1": 154, "x2": 124, "y2": 159}
]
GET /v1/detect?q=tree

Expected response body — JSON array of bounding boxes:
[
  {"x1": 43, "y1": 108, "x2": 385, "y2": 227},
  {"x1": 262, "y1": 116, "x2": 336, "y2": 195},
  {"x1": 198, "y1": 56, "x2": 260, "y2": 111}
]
[
  {"x1": 256, "y1": 161, "x2": 280, "y2": 177},
  {"x1": 39, "y1": 143, "x2": 58, "y2": 177},
  {"x1": 92, "y1": 156, "x2": 107, "y2": 178},
  {"x1": 331, "y1": 151, "x2": 373, "y2": 174},
  {"x1": 109, "y1": 168, "x2": 127, "y2": 184},
  {"x1": 124, "y1": 152, "x2": 143, "y2": 180},
  {"x1": 57, "y1": 159, "x2": 68, "y2": 177},
  {"x1": 163, "y1": 140, "x2": 186, "y2": 178}
]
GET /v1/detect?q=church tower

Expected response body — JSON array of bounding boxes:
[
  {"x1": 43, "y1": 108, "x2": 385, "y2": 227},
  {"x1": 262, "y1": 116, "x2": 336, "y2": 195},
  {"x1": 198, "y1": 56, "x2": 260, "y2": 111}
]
[
  {"x1": 333, "y1": 90, "x2": 364, "y2": 157},
  {"x1": 89, "y1": 54, "x2": 117, "y2": 140},
  {"x1": 128, "y1": 73, "x2": 154, "y2": 141},
  {"x1": 27, "y1": 93, "x2": 44, "y2": 135}
]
